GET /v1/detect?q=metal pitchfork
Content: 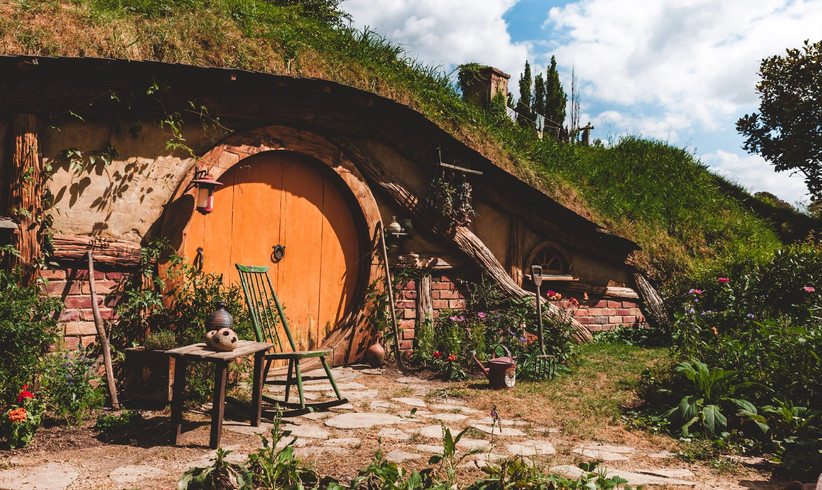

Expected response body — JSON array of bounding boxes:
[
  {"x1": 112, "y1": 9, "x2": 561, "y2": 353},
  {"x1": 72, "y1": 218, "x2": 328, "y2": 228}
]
[{"x1": 531, "y1": 264, "x2": 556, "y2": 380}]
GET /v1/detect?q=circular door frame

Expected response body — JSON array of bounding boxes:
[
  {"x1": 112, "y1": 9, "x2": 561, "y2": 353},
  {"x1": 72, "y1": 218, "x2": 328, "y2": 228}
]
[{"x1": 162, "y1": 126, "x2": 382, "y2": 363}]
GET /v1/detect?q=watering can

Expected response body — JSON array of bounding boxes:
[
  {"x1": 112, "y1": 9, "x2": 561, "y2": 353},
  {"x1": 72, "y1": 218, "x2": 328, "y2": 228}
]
[{"x1": 472, "y1": 345, "x2": 517, "y2": 389}]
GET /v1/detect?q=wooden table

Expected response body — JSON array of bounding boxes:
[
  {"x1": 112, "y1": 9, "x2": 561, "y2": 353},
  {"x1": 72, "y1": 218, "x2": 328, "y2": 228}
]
[{"x1": 167, "y1": 340, "x2": 274, "y2": 449}]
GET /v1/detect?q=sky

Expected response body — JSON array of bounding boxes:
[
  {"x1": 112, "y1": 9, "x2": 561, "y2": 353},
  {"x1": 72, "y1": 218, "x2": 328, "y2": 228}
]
[{"x1": 340, "y1": 0, "x2": 822, "y2": 205}]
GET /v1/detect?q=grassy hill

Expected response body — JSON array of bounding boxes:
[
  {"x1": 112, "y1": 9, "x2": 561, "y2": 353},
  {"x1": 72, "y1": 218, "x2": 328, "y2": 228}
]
[{"x1": 1, "y1": 0, "x2": 815, "y2": 280}]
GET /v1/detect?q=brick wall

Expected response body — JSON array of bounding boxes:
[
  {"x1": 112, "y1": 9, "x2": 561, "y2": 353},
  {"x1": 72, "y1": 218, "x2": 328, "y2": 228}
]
[
  {"x1": 41, "y1": 266, "x2": 130, "y2": 350},
  {"x1": 391, "y1": 270, "x2": 646, "y2": 356}
]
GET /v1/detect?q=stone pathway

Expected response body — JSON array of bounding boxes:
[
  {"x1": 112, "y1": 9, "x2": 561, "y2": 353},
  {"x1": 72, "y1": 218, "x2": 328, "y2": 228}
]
[{"x1": 0, "y1": 366, "x2": 756, "y2": 488}]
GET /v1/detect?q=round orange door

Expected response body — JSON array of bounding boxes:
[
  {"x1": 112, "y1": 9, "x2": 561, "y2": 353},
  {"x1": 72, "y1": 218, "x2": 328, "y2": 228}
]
[{"x1": 183, "y1": 151, "x2": 362, "y2": 350}]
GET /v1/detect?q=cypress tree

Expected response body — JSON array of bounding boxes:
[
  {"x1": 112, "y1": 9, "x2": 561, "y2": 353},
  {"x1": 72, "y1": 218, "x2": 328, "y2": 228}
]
[
  {"x1": 534, "y1": 73, "x2": 546, "y2": 118},
  {"x1": 516, "y1": 60, "x2": 533, "y2": 124},
  {"x1": 545, "y1": 56, "x2": 567, "y2": 129}
]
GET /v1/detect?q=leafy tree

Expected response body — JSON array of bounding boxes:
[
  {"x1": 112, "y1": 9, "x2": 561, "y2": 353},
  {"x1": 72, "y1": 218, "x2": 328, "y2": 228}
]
[
  {"x1": 516, "y1": 60, "x2": 533, "y2": 124},
  {"x1": 533, "y1": 73, "x2": 546, "y2": 118},
  {"x1": 737, "y1": 39, "x2": 822, "y2": 200},
  {"x1": 545, "y1": 55, "x2": 567, "y2": 129}
]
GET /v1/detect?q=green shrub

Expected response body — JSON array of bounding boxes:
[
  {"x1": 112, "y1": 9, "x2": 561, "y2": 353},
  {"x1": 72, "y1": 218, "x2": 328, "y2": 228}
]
[
  {"x1": 41, "y1": 349, "x2": 105, "y2": 425},
  {"x1": 0, "y1": 251, "x2": 62, "y2": 403}
]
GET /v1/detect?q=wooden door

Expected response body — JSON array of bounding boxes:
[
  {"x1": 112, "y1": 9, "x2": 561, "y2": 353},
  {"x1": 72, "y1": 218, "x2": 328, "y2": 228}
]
[{"x1": 184, "y1": 152, "x2": 362, "y2": 350}]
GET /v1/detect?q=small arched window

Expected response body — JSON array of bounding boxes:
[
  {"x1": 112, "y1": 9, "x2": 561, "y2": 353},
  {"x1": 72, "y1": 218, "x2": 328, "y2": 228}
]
[{"x1": 527, "y1": 242, "x2": 571, "y2": 277}]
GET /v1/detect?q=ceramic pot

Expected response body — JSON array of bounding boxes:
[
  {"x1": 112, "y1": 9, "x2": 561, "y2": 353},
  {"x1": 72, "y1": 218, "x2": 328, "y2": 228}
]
[
  {"x1": 364, "y1": 342, "x2": 386, "y2": 368},
  {"x1": 211, "y1": 327, "x2": 238, "y2": 351},
  {"x1": 205, "y1": 301, "x2": 233, "y2": 332}
]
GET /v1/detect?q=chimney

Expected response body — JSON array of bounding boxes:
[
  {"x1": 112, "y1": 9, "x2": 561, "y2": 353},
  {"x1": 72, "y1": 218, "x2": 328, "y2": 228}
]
[{"x1": 460, "y1": 66, "x2": 510, "y2": 109}]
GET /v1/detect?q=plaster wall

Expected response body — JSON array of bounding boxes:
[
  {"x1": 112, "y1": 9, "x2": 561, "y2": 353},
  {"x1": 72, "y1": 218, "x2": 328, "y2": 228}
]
[
  {"x1": 470, "y1": 200, "x2": 510, "y2": 265},
  {"x1": 40, "y1": 121, "x2": 220, "y2": 242}
]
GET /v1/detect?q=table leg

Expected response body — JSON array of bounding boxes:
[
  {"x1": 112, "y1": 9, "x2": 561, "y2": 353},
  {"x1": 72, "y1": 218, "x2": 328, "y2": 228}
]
[
  {"x1": 251, "y1": 352, "x2": 264, "y2": 427},
  {"x1": 210, "y1": 361, "x2": 228, "y2": 449},
  {"x1": 170, "y1": 357, "x2": 187, "y2": 445}
]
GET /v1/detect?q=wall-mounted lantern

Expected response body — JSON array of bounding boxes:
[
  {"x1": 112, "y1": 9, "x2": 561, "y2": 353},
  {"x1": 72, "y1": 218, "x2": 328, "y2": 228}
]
[{"x1": 192, "y1": 168, "x2": 223, "y2": 215}]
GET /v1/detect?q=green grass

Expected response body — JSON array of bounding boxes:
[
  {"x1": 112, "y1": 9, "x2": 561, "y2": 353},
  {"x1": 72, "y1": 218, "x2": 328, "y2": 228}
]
[
  {"x1": 464, "y1": 342, "x2": 669, "y2": 439},
  {"x1": 1, "y1": 0, "x2": 813, "y2": 278}
]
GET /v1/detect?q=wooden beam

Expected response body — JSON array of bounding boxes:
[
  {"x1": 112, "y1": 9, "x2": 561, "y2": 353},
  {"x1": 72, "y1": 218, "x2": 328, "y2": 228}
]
[
  {"x1": 334, "y1": 138, "x2": 592, "y2": 342},
  {"x1": 52, "y1": 234, "x2": 142, "y2": 267},
  {"x1": 8, "y1": 114, "x2": 41, "y2": 282}
]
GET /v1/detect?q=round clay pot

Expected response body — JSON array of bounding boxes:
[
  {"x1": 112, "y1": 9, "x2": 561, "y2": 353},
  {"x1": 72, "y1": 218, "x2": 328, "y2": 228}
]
[
  {"x1": 205, "y1": 301, "x2": 234, "y2": 333},
  {"x1": 364, "y1": 342, "x2": 386, "y2": 368},
  {"x1": 205, "y1": 329, "x2": 218, "y2": 346},
  {"x1": 211, "y1": 327, "x2": 238, "y2": 351}
]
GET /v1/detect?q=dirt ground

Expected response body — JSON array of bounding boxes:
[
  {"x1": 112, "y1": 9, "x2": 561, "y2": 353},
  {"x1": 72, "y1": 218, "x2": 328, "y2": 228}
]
[{"x1": 0, "y1": 365, "x2": 791, "y2": 489}]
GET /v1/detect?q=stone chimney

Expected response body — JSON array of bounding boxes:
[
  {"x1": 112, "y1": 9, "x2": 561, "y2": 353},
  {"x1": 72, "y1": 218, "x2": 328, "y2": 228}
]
[{"x1": 461, "y1": 66, "x2": 510, "y2": 109}]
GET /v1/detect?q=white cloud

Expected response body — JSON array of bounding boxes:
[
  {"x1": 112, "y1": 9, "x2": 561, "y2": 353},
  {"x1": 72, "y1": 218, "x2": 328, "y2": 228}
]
[
  {"x1": 544, "y1": 0, "x2": 822, "y2": 132},
  {"x1": 701, "y1": 150, "x2": 809, "y2": 203},
  {"x1": 341, "y1": 0, "x2": 529, "y2": 78}
]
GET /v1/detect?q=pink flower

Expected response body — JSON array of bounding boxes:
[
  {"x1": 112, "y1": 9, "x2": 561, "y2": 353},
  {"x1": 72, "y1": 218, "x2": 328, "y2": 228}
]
[
  {"x1": 449, "y1": 315, "x2": 459, "y2": 321},
  {"x1": 477, "y1": 312, "x2": 486, "y2": 319},
  {"x1": 803, "y1": 286, "x2": 815, "y2": 293},
  {"x1": 718, "y1": 277, "x2": 730, "y2": 284},
  {"x1": 689, "y1": 289, "x2": 702, "y2": 295}
]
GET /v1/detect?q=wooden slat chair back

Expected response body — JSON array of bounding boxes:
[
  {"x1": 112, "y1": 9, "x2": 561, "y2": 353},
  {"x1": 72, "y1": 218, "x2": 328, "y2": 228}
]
[{"x1": 235, "y1": 264, "x2": 347, "y2": 416}]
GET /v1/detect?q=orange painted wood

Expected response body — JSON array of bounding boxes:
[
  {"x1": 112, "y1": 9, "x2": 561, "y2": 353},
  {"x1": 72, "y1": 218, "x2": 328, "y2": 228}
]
[{"x1": 182, "y1": 152, "x2": 360, "y2": 350}]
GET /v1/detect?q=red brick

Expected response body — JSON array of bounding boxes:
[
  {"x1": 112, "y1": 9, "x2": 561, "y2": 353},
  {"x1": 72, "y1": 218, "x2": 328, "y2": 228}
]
[
  {"x1": 92, "y1": 280, "x2": 119, "y2": 294},
  {"x1": 398, "y1": 340, "x2": 413, "y2": 351},
  {"x1": 594, "y1": 316, "x2": 608, "y2": 324},
  {"x1": 430, "y1": 290, "x2": 440, "y2": 299},
  {"x1": 403, "y1": 280, "x2": 416, "y2": 290},
  {"x1": 616, "y1": 309, "x2": 631, "y2": 316},
  {"x1": 395, "y1": 300, "x2": 415, "y2": 309},
  {"x1": 402, "y1": 328, "x2": 415, "y2": 340},
  {"x1": 63, "y1": 336, "x2": 80, "y2": 350},
  {"x1": 79, "y1": 308, "x2": 115, "y2": 321},
  {"x1": 65, "y1": 322, "x2": 97, "y2": 336},
  {"x1": 622, "y1": 301, "x2": 638, "y2": 308},
  {"x1": 622, "y1": 316, "x2": 637, "y2": 324},
  {"x1": 398, "y1": 319, "x2": 415, "y2": 329},
  {"x1": 607, "y1": 301, "x2": 621, "y2": 308},
  {"x1": 432, "y1": 300, "x2": 448, "y2": 309},
  {"x1": 57, "y1": 309, "x2": 80, "y2": 322},
  {"x1": 432, "y1": 281, "x2": 450, "y2": 290},
  {"x1": 402, "y1": 309, "x2": 416, "y2": 319},
  {"x1": 404, "y1": 290, "x2": 417, "y2": 300},
  {"x1": 629, "y1": 308, "x2": 643, "y2": 316},
  {"x1": 431, "y1": 310, "x2": 440, "y2": 319},
  {"x1": 588, "y1": 325, "x2": 603, "y2": 332},
  {"x1": 105, "y1": 271, "x2": 128, "y2": 281},
  {"x1": 81, "y1": 335, "x2": 97, "y2": 348},
  {"x1": 45, "y1": 281, "x2": 87, "y2": 296},
  {"x1": 577, "y1": 316, "x2": 595, "y2": 324},
  {"x1": 65, "y1": 269, "x2": 105, "y2": 280},
  {"x1": 608, "y1": 316, "x2": 623, "y2": 325},
  {"x1": 574, "y1": 308, "x2": 589, "y2": 317},
  {"x1": 448, "y1": 299, "x2": 467, "y2": 309},
  {"x1": 63, "y1": 296, "x2": 102, "y2": 309},
  {"x1": 603, "y1": 308, "x2": 616, "y2": 316},
  {"x1": 439, "y1": 289, "x2": 461, "y2": 299},
  {"x1": 40, "y1": 269, "x2": 66, "y2": 280},
  {"x1": 592, "y1": 300, "x2": 608, "y2": 308},
  {"x1": 587, "y1": 308, "x2": 603, "y2": 316}
]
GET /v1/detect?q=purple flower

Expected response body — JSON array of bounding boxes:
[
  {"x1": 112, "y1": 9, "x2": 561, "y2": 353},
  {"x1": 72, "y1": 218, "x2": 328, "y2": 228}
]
[
  {"x1": 449, "y1": 315, "x2": 459, "y2": 321},
  {"x1": 747, "y1": 313, "x2": 755, "y2": 319}
]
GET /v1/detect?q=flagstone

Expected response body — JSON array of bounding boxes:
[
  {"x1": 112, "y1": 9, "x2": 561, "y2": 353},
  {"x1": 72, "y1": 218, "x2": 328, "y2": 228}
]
[
  {"x1": 423, "y1": 412, "x2": 468, "y2": 423},
  {"x1": 377, "y1": 427, "x2": 411, "y2": 441},
  {"x1": 109, "y1": 465, "x2": 168, "y2": 484},
  {"x1": 470, "y1": 424, "x2": 526, "y2": 437},
  {"x1": 324, "y1": 412, "x2": 407, "y2": 429},
  {"x1": 384, "y1": 450, "x2": 422, "y2": 463},
  {"x1": 391, "y1": 397, "x2": 427, "y2": 408},
  {"x1": 506, "y1": 441, "x2": 556, "y2": 456}
]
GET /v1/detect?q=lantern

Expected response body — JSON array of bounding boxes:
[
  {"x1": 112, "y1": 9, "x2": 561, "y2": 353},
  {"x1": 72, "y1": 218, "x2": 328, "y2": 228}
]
[{"x1": 192, "y1": 169, "x2": 223, "y2": 215}]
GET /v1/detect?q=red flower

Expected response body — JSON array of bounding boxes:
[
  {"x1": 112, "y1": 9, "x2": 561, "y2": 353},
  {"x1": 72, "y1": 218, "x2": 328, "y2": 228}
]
[
  {"x1": 718, "y1": 277, "x2": 730, "y2": 284},
  {"x1": 447, "y1": 354, "x2": 456, "y2": 362},
  {"x1": 17, "y1": 388, "x2": 34, "y2": 404},
  {"x1": 433, "y1": 352, "x2": 441, "y2": 358}
]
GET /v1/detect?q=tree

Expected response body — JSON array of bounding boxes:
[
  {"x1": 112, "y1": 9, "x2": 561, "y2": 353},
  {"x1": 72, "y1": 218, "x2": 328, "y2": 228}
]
[
  {"x1": 516, "y1": 60, "x2": 533, "y2": 124},
  {"x1": 533, "y1": 73, "x2": 546, "y2": 118},
  {"x1": 737, "y1": 39, "x2": 822, "y2": 200},
  {"x1": 545, "y1": 56, "x2": 567, "y2": 130}
]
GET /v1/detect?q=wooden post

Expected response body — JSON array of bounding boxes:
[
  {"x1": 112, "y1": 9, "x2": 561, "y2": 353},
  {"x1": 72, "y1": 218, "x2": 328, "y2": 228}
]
[
  {"x1": 506, "y1": 218, "x2": 524, "y2": 287},
  {"x1": 417, "y1": 272, "x2": 433, "y2": 324},
  {"x1": 8, "y1": 114, "x2": 42, "y2": 282}
]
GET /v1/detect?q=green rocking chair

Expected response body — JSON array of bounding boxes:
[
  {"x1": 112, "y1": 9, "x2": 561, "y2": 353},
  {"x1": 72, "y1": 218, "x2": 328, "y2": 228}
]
[{"x1": 235, "y1": 264, "x2": 348, "y2": 416}]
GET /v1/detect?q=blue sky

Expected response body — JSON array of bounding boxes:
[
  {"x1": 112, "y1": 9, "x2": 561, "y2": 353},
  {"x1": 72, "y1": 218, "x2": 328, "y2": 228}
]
[{"x1": 342, "y1": 0, "x2": 822, "y2": 205}]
